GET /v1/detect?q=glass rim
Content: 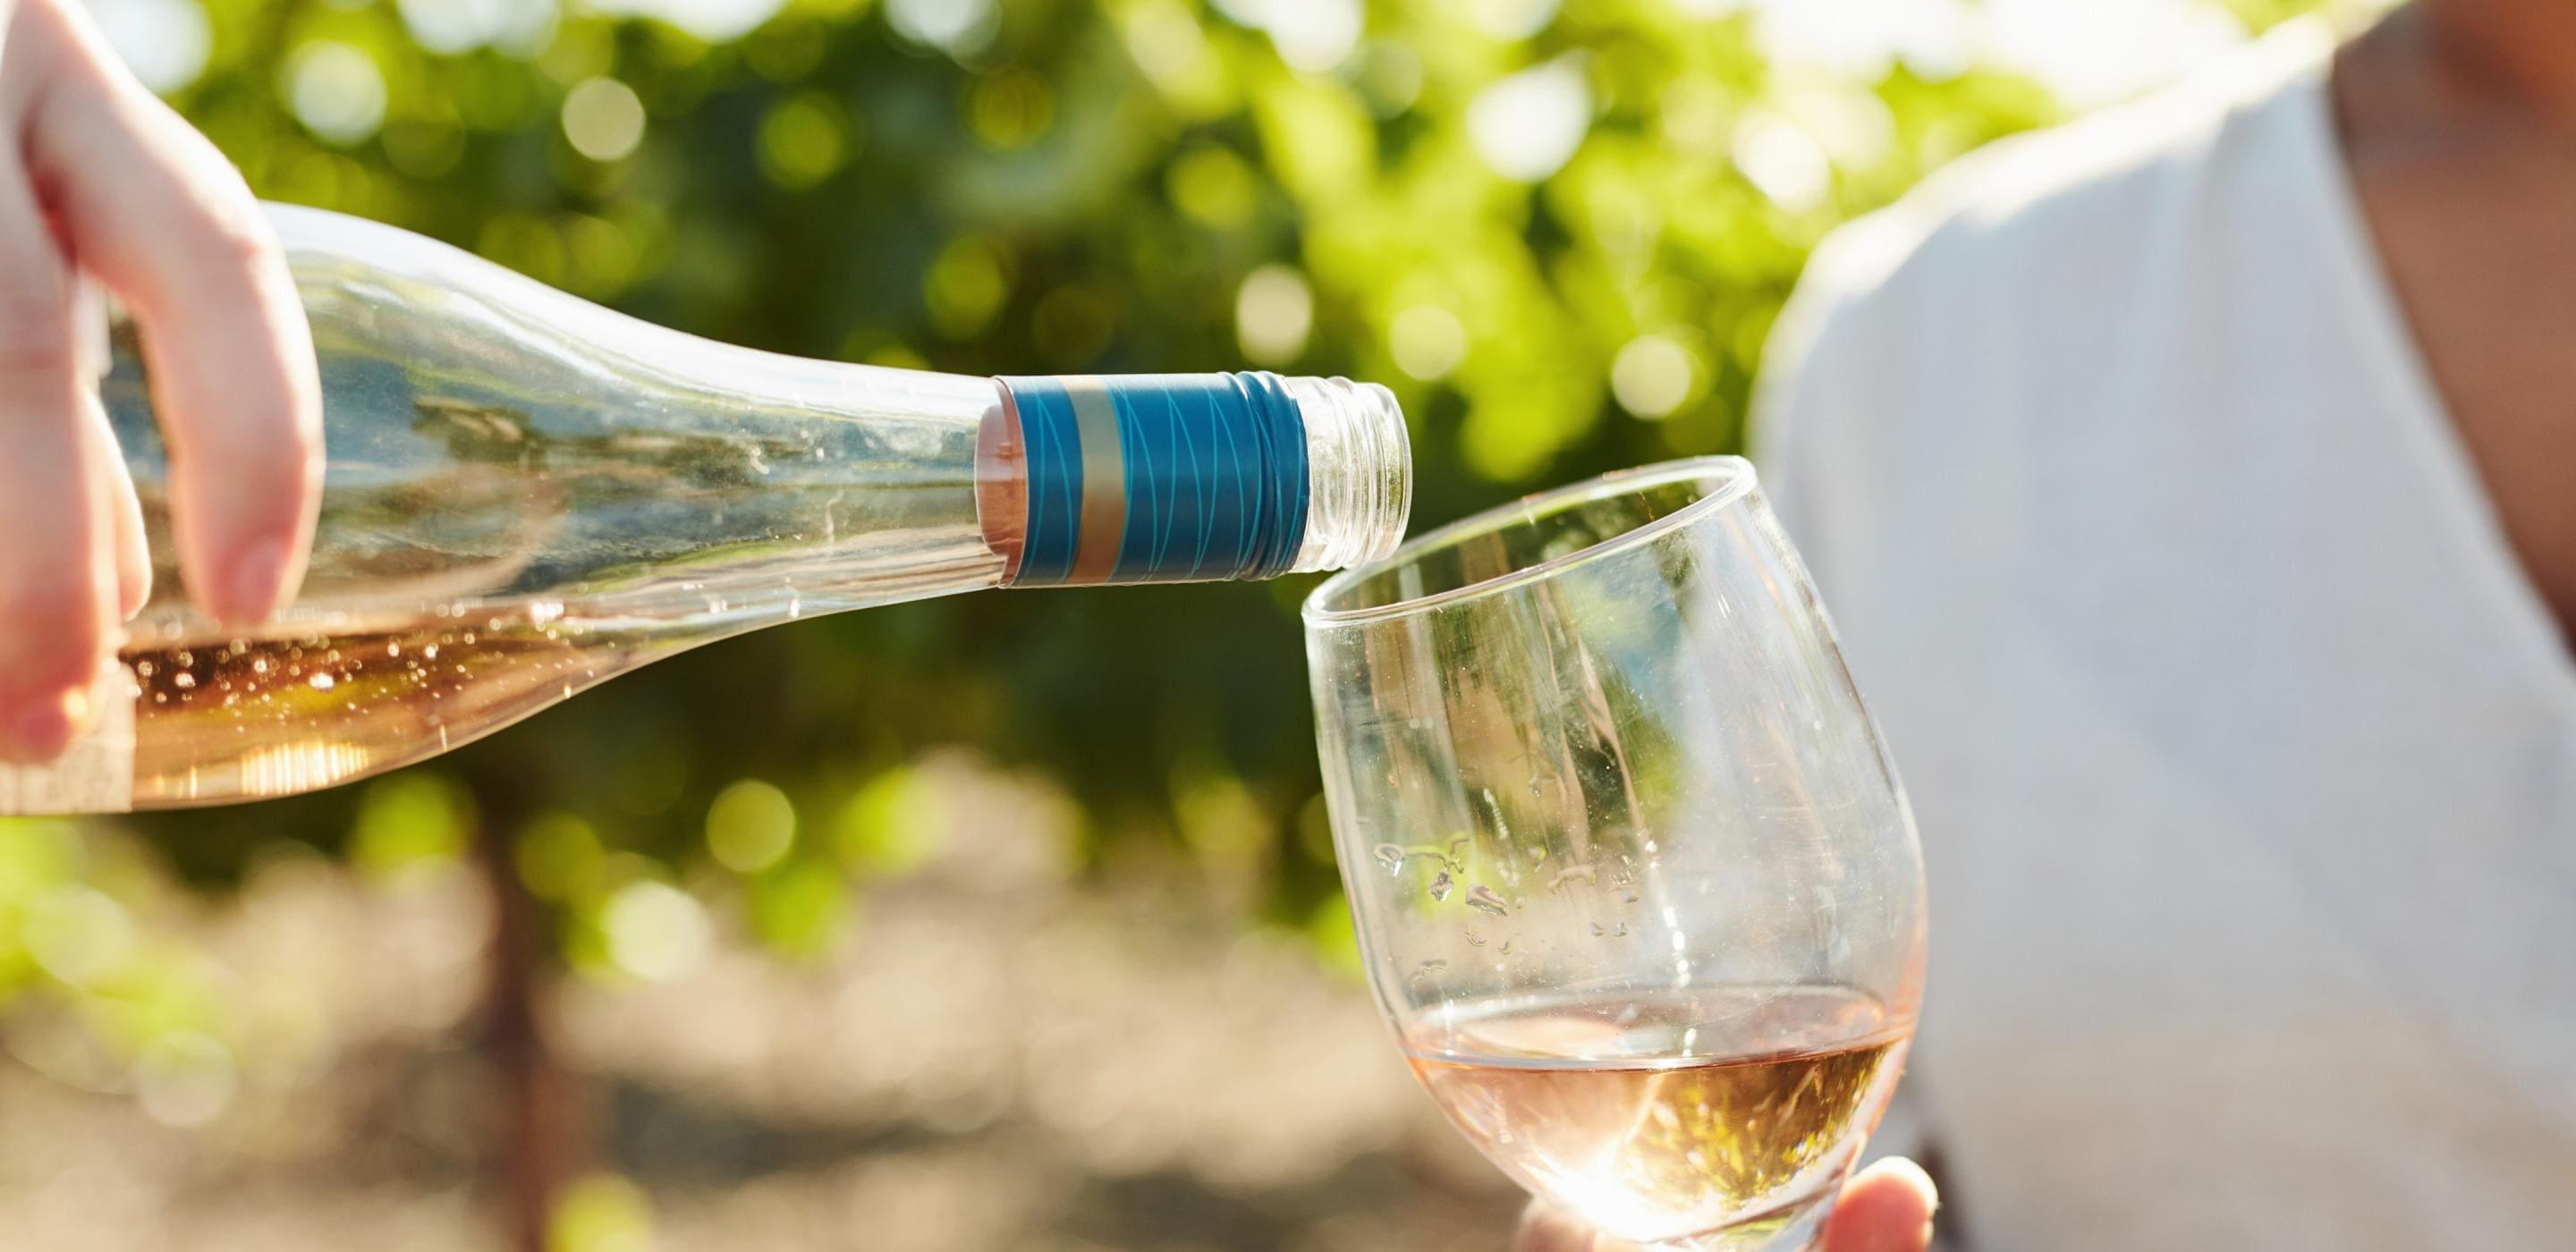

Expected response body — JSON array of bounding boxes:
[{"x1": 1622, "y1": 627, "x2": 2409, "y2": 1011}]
[{"x1": 1301, "y1": 455, "x2": 1758, "y2": 629}]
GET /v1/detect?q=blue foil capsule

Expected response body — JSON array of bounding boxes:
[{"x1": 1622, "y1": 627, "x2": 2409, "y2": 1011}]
[{"x1": 995, "y1": 372, "x2": 1311, "y2": 586}]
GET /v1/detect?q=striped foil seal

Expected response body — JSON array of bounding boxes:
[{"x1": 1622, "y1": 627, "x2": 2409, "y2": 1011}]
[{"x1": 996, "y1": 372, "x2": 1310, "y2": 586}]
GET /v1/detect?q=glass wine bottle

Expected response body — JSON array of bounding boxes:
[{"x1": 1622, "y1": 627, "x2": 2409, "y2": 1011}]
[{"x1": 0, "y1": 205, "x2": 1410, "y2": 816}]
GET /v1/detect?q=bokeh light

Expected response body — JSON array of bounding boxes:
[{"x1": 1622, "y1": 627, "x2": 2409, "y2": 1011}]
[
  {"x1": 1733, "y1": 111, "x2": 1833, "y2": 210},
  {"x1": 547, "y1": 1174, "x2": 656, "y2": 1252},
  {"x1": 1227, "y1": 0, "x2": 1363, "y2": 75},
  {"x1": 1611, "y1": 334, "x2": 1700, "y2": 420},
  {"x1": 1123, "y1": 0, "x2": 1208, "y2": 86},
  {"x1": 395, "y1": 0, "x2": 559, "y2": 56},
  {"x1": 1234, "y1": 264, "x2": 1313, "y2": 365},
  {"x1": 517, "y1": 812, "x2": 605, "y2": 901},
  {"x1": 283, "y1": 42, "x2": 388, "y2": 147},
  {"x1": 84, "y1": 0, "x2": 210, "y2": 94},
  {"x1": 755, "y1": 92, "x2": 854, "y2": 190},
  {"x1": 26, "y1": 884, "x2": 131, "y2": 987},
  {"x1": 561, "y1": 78, "x2": 648, "y2": 163},
  {"x1": 1389, "y1": 305, "x2": 1468, "y2": 381},
  {"x1": 603, "y1": 881, "x2": 712, "y2": 983},
  {"x1": 886, "y1": 0, "x2": 999, "y2": 58},
  {"x1": 705, "y1": 780, "x2": 796, "y2": 875},
  {"x1": 1470, "y1": 0, "x2": 1561, "y2": 41},
  {"x1": 587, "y1": 0, "x2": 784, "y2": 42},
  {"x1": 133, "y1": 1032, "x2": 237, "y2": 1129},
  {"x1": 1468, "y1": 55, "x2": 1594, "y2": 182}
]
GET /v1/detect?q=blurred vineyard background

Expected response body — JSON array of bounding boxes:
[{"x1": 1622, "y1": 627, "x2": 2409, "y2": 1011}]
[{"x1": 8, "y1": 0, "x2": 2365, "y2": 1248}]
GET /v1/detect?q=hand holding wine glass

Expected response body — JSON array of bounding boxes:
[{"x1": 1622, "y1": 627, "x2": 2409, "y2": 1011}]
[{"x1": 1305, "y1": 460, "x2": 1927, "y2": 1251}]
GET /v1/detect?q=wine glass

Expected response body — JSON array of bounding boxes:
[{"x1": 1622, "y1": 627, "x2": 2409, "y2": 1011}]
[{"x1": 1302, "y1": 458, "x2": 1926, "y2": 1251}]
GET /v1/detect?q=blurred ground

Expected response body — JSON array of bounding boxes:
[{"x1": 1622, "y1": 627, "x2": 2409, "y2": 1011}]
[{"x1": 0, "y1": 757, "x2": 1518, "y2": 1251}]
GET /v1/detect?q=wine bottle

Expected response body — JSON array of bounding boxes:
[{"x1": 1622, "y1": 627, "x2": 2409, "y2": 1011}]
[{"x1": 0, "y1": 205, "x2": 1410, "y2": 815}]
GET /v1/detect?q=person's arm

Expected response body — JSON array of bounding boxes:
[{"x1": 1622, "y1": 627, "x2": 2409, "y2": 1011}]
[
  {"x1": 0, "y1": 0, "x2": 320, "y2": 761},
  {"x1": 1514, "y1": 1157, "x2": 1939, "y2": 1252}
]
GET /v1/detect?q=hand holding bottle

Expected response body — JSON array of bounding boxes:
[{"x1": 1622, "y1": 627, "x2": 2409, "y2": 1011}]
[
  {"x1": 0, "y1": 0, "x2": 320, "y2": 762},
  {"x1": 0, "y1": 200, "x2": 1409, "y2": 814}
]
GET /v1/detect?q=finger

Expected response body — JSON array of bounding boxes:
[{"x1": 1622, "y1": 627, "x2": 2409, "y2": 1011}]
[
  {"x1": 72, "y1": 279, "x2": 149, "y2": 617},
  {"x1": 0, "y1": 159, "x2": 114, "y2": 761},
  {"x1": 81, "y1": 385, "x2": 151, "y2": 619},
  {"x1": 20, "y1": 3, "x2": 319, "y2": 626},
  {"x1": 1818, "y1": 1157, "x2": 1940, "y2": 1252},
  {"x1": 1513, "y1": 1201, "x2": 1595, "y2": 1252}
]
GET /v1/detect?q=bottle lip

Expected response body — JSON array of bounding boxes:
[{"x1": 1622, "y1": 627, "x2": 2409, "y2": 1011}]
[
  {"x1": 1281, "y1": 376, "x2": 1411, "y2": 577},
  {"x1": 1302, "y1": 455, "x2": 1756, "y2": 628}
]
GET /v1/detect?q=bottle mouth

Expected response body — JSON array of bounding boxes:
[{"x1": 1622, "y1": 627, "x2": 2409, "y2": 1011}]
[{"x1": 1282, "y1": 376, "x2": 1411, "y2": 574}]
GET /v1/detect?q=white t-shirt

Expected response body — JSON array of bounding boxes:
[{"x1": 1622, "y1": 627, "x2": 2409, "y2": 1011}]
[{"x1": 1756, "y1": 19, "x2": 2576, "y2": 1251}]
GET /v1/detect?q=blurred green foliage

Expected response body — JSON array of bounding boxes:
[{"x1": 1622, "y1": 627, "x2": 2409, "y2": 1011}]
[{"x1": 6, "y1": 0, "x2": 2346, "y2": 1079}]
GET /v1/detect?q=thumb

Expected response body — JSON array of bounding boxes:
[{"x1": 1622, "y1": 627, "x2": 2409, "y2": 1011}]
[
  {"x1": 1819, "y1": 1157, "x2": 1939, "y2": 1252},
  {"x1": 1513, "y1": 1201, "x2": 1595, "y2": 1252}
]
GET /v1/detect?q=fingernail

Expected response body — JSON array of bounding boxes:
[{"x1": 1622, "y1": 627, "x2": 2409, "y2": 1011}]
[
  {"x1": 225, "y1": 537, "x2": 292, "y2": 624},
  {"x1": 2, "y1": 688, "x2": 89, "y2": 763}
]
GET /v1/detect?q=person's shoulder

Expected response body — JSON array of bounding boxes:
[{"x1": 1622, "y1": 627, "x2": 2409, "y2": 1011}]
[
  {"x1": 1753, "y1": 22, "x2": 2339, "y2": 524},
  {"x1": 1798, "y1": 20, "x2": 2335, "y2": 328}
]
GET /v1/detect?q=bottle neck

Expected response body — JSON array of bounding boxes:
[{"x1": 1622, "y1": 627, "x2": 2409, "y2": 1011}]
[{"x1": 976, "y1": 371, "x2": 1409, "y2": 588}]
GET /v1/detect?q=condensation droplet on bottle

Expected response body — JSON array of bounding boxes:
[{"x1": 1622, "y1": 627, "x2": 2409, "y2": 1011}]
[
  {"x1": 1499, "y1": 939, "x2": 1513, "y2": 955},
  {"x1": 1428, "y1": 870, "x2": 1453, "y2": 901},
  {"x1": 1415, "y1": 959, "x2": 1446, "y2": 976},
  {"x1": 308, "y1": 673, "x2": 335, "y2": 691},
  {"x1": 1466, "y1": 884, "x2": 1508, "y2": 917},
  {"x1": 1590, "y1": 922, "x2": 1606, "y2": 937},
  {"x1": 1466, "y1": 929, "x2": 1486, "y2": 947},
  {"x1": 173, "y1": 673, "x2": 197, "y2": 690},
  {"x1": 1374, "y1": 843, "x2": 1406, "y2": 876}
]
